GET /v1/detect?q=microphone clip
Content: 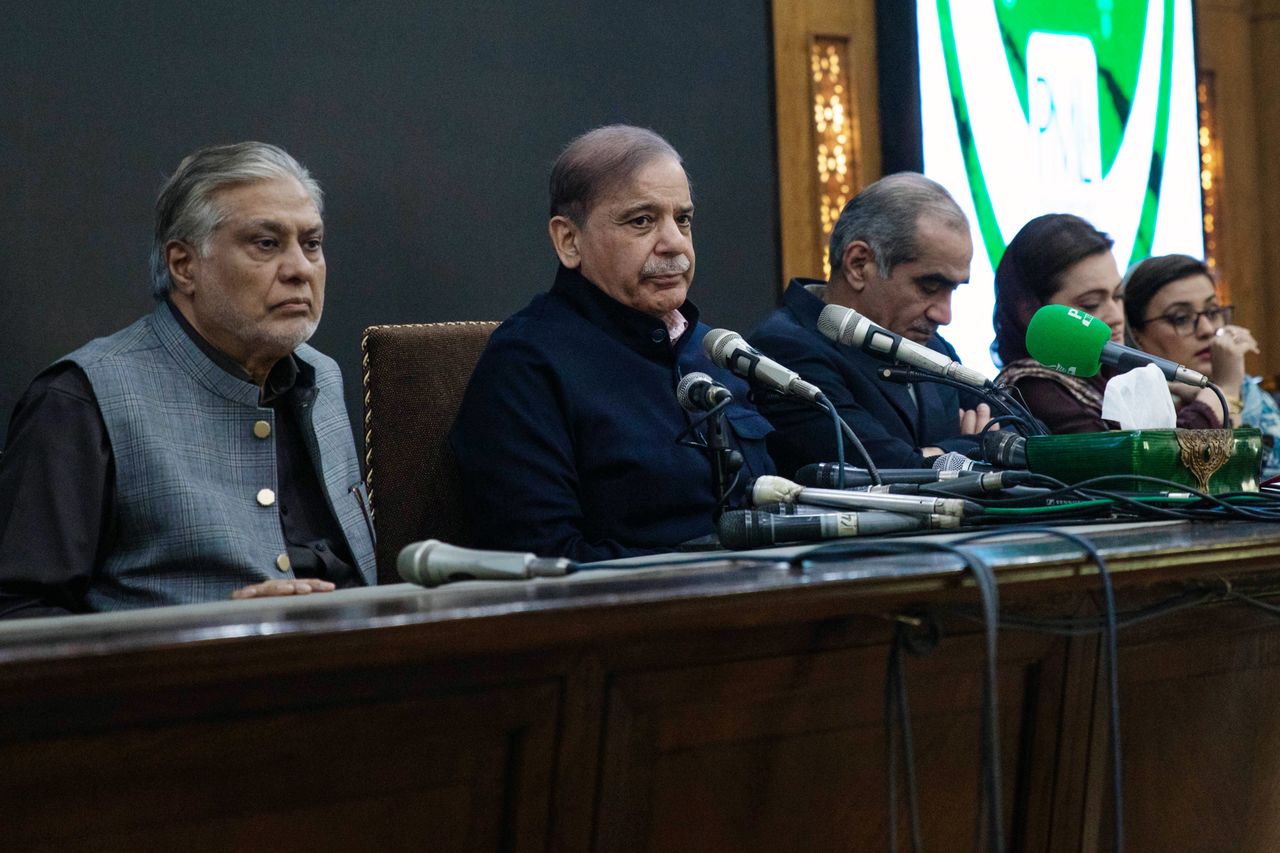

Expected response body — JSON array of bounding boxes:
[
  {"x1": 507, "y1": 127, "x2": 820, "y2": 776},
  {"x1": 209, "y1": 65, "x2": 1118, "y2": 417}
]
[{"x1": 878, "y1": 366, "x2": 930, "y2": 385}]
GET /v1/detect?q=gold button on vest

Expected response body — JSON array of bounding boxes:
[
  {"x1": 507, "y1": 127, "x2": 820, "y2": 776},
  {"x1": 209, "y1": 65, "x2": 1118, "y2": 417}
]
[
  {"x1": 253, "y1": 420, "x2": 272, "y2": 439},
  {"x1": 276, "y1": 553, "x2": 291, "y2": 572},
  {"x1": 257, "y1": 488, "x2": 276, "y2": 507}
]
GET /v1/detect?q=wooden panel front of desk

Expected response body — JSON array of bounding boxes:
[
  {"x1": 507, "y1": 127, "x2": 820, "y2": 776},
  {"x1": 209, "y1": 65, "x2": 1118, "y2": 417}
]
[{"x1": 2, "y1": 535, "x2": 1280, "y2": 851}]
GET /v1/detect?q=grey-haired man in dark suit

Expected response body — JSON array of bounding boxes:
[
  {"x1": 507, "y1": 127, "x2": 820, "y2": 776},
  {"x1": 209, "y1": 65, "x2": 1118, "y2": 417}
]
[{"x1": 0, "y1": 142, "x2": 377, "y2": 618}]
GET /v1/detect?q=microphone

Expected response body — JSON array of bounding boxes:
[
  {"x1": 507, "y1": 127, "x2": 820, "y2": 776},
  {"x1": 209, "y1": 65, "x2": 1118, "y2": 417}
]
[
  {"x1": 795, "y1": 463, "x2": 980, "y2": 488},
  {"x1": 754, "y1": 501, "x2": 837, "y2": 515},
  {"x1": 719, "y1": 508, "x2": 959, "y2": 549},
  {"x1": 1026, "y1": 304, "x2": 1210, "y2": 387},
  {"x1": 817, "y1": 303, "x2": 993, "y2": 389},
  {"x1": 677, "y1": 371, "x2": 733, "y2": 412},
  {"x1": 751, "y1": 474, "x2": 982, "y2": 518},
  {"x1": 398, "y1": 540, "x2": 573, "y2": 587},
  {"x1": 982, "y1": 430, "x2": 1027, "y2": 468},
  {"x1": 794, "y1": 463, "x2": 1036, "y2": 495},
  {"x1": 932, "y1": 451, "x2": 993, "y2": 474},
  {"x1": 703, "y1": 329, "x2": 824, "y2": 402}
]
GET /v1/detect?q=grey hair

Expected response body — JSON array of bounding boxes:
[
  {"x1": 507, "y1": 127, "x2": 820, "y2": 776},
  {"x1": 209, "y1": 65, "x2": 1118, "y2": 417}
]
[
  {"x1": 149, "y1": 142, "x2": 323, "y2": 299},
  {"x1": 549, "y1": 125, "x2": 682, "y2": 223},
  {"x1": 828, "y1": 172, "x2": 967, "y2": 279}
]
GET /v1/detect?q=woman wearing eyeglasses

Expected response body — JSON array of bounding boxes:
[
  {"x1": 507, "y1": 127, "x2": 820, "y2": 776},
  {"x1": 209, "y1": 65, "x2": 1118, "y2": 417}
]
[{"x1": 1124, "y1": 254, "x2": 1280, "y2": 475}]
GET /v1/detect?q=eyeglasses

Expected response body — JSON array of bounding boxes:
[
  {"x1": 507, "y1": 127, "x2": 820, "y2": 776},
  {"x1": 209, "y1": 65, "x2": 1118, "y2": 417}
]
[{"x1": 1138, "y1": 305, "x2": 1234, "y2": 336}]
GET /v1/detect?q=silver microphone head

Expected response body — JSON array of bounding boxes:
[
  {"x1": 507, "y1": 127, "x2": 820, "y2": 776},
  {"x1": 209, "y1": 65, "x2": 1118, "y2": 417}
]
[
  {"x1": 932, "y1": 451, "x2": 978, "y2": 473},
  {"x1": 676, "y1": 371, "x2": 714, "y2": 412},
  {"x1": 817, "y1": 303, "x2": 874, "y2": 346},
  {"x1": 702, "y1": 328, "x2": 746, "y2": 367}
]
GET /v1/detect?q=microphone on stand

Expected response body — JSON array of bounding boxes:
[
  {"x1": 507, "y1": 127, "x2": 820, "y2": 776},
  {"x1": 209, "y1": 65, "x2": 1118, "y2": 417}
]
[
  {"x1": 673, "y1": 372, "x2": 742, "y2": 521},
  {"x1": 817, "y1": 303, "x2": 994, "y2": 389},
  {"x1": 703, "y1": 329, "x2": 824, "y2": 402},
  {"x1": 677, "y1": 372, "x2": 733, "y2": 412},
  {"x1": 1026, "y1": 303, "x2": 1232, "y2": 429},
  {"x1": 1026, "y1": 304, "x2": 1210, "y2": 387}
]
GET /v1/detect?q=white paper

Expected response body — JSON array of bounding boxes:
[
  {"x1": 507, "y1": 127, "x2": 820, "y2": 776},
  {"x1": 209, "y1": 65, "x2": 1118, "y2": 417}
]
[{"x1": 1101, "y1": 363, "x2": 1178, "y2": 430}]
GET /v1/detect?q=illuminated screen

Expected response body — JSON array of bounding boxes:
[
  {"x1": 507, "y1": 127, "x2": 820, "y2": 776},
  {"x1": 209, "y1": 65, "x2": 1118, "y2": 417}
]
[{"x1": 916, "y1": 0, "x2": 1205, "y2": 374}]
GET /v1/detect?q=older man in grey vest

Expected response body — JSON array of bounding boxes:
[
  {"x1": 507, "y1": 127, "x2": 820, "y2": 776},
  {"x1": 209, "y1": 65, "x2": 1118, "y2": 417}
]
[{"x1": 0, "y1": 142, "x2": 376, "y2": 617}]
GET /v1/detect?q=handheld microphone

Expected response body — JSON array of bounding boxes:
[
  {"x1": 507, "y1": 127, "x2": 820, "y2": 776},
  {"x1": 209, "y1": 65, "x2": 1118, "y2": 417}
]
[
  {"x1": 677, "y1": 371, "x2": 733, "y2": 412},
  {"x1": 398, "y1": 540, "x2": 573, "y2": 587},
  {"x1": 754, "y1": 501, "x2": 836, "y2": 515},
  {"x1": 817, "y1": 303, "x2": 994, "y2": 389},
  {"x1": 982, "y1": 430, "x2": 1027, "y2": 468},
  {"x1": 932, "y1": 451, "x2": 993, "y2": 474},
  {"x1": 795, "y1": 463, "x2": 980, "y2": 488},
  {"x1": 718, "y1": 508, "x2": 958, "y2": 549},
  {"x1": 1026, "y1": 304, "x2": 1210, "y2": 387},
  {"x1": 751, "y1": 475, "x2": 981, "y2": 518},
  {"x1": 703, "y1": 329, "x2": 824, "y2": 402}
]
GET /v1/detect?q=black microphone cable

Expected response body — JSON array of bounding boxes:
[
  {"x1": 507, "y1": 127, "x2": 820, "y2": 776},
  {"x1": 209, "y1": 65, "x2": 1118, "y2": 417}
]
[
  {"x1": 820, "y1": 394, "x2": 848, "y2": 489},
  {"x1": 805, "y1": 392, "x2": 882, "y2": 488},
  {"x1": 755, "y1": 388, "x2": 883, "y2": 487},
  {"x1": 673, "y1": 395, "x2": 743, "y2": 517},
  {"x1": 951, "y1": 527, "x2": 1123, "y2": 853},
  {"x1": 797, "y1": 539, "x2": 1005, "y2": 853},
  {"x1": 835, "y1": 407, "x2": 882, "y2": 486},
  {"x1": 885, "y1": 613, "x2": 937, "y2": 853},
  {"x1": 1209, "y1": 382, "x2": 1233, "y2": 430},
  {"x1": 877, "y1": 366, "x2": 1046, "y2": 437},
  {"x1": 797, "y1": 525, "x2": 1132, "y2": 853}
]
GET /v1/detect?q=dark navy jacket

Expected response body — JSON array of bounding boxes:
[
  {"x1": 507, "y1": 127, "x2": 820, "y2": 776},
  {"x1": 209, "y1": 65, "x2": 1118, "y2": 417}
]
[
  {"x1": 449, "y1": 266, "x2": 775, "y2": 562},
  {"x1": 748, "y1": 279, "x2": 980, "y2": 475}
]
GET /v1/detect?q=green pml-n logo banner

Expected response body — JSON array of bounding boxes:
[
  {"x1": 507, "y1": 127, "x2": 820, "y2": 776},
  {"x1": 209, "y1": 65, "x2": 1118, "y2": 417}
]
[{"x1": 917, "y1": 0, "x2": 1204, "y2": 372}]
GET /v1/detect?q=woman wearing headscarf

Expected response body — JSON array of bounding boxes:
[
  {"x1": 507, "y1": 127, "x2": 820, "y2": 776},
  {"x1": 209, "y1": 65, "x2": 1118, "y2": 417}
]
[{"x1": 992, "y1": 213, "x2": 1221, "y2": 433}]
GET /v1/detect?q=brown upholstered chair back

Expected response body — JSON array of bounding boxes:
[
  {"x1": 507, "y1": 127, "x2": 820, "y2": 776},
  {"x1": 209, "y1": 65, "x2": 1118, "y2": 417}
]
[{"x1": 361, "y1": 321, "x2": 499, "y2": 583}]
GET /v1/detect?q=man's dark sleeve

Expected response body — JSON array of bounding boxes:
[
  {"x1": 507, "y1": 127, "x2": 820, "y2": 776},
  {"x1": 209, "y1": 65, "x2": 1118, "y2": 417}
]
[{"x1": 0, "y1": 364, "x2": 113, "y2": 618}]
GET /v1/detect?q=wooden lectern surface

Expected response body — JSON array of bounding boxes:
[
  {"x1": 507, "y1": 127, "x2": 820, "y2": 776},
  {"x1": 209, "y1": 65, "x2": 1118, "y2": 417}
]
[{"x1": 2, "y1": 520, "x2": 1279, "y2": 851}]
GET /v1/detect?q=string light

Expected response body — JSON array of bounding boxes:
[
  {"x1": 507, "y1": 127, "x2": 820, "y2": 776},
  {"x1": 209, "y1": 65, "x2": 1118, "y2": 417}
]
[
  {"x1": 810, "y1": 38, "x2": 855, "y2": 279},
  {"x1": 1197, "y1": 73, "x2": 1224, "y2": 297}
]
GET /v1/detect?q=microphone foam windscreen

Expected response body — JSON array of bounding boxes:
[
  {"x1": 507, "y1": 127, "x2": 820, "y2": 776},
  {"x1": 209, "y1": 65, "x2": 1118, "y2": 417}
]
[
  {"x1": 751, "y1": 475, "x2": 804, "y2": 506},
  {"x1": 1025, "y1": 304, "x2": 1111, "y2": 378}
]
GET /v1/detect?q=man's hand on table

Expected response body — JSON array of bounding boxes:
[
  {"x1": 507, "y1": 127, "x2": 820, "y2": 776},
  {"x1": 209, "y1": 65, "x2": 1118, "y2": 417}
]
[{"x1": 231, "y1": 579, "x2": 337, "y2": 600}]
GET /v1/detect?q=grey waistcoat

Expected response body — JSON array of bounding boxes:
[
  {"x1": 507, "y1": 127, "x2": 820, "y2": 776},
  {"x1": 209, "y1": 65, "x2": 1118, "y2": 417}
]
[{"x1": 64, "y1": 303, "x2": 376, "y2": 611}]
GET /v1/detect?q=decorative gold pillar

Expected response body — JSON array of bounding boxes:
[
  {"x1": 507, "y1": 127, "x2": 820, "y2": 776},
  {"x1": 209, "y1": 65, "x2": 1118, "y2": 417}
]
[
  {"x1": 771, "y1": 0, "x2": 881, "y2": 288},
  {"x1": 1198, "y1": 72, "x2": 1225, "y2": 301},
  {"x1": 810, "y1": 37, "x2": 857, "y2": 280}
]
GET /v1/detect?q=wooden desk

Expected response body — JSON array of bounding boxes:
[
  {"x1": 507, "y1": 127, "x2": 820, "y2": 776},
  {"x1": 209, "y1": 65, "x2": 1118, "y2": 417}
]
[{"x1": 2, "y1": 520, "x2": 1279, "y2": 851}]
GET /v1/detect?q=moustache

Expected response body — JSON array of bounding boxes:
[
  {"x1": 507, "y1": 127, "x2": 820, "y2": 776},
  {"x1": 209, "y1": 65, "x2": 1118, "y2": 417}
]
[{"x1": 641, "y1": 255, "x2": 691, "y2": 276}]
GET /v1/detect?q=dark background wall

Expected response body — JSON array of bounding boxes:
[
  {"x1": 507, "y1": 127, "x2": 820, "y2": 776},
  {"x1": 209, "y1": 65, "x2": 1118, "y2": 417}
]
[{"x1": 0, "y1": 2, "x2": 781, "y2": 447}]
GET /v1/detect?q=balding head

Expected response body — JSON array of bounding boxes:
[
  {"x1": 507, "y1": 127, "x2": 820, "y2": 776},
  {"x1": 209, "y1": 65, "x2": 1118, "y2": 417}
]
[{"x1": 549, "y1": 125, "x2": 683, "y2": 224}]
